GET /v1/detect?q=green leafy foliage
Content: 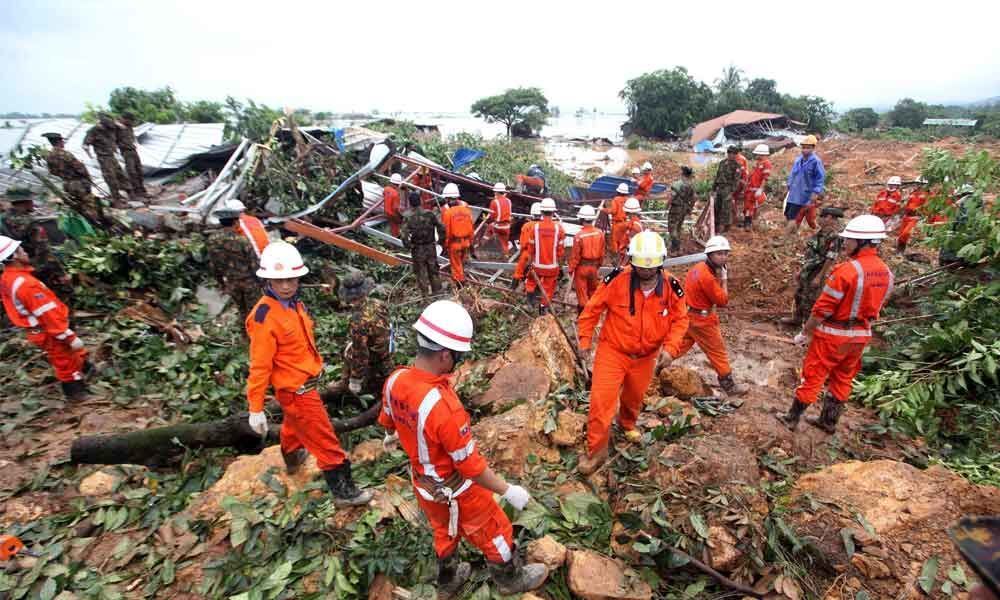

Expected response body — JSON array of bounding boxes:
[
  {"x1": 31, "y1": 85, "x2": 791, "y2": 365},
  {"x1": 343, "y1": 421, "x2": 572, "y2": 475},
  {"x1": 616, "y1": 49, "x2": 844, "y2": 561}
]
[
  {"x1": 889, "y1": 98, "x2": 929, "y2": 128},
  {"x1": 838, "y1": 108, "x2": 880, "y2": 132},
  {"x1": 620, "y1": 67, "x2": 714, "y2": 138},
  {"x1": 470, "y1": 87, "x2": 550, "y2": 138},
  {"x1": 224, "y1": 96, "x2": 283, "y2": 142}
]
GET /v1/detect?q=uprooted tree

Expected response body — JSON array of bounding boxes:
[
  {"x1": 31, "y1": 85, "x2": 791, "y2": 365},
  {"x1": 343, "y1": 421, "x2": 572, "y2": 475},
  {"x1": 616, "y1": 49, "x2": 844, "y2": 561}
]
[{"x1": 471, "y1": 87, "x2": 551, "y2": 138}]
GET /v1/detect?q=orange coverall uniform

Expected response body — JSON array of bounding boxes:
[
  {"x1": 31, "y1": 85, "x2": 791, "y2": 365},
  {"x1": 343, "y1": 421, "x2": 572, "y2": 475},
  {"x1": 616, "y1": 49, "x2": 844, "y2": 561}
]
[
  {"x1": 442, "y1": 201, "x2": 474, "y2": 283},
  {"x1": 734, "y1": 153, "x2": 749, "y2": 203},
  {"x1": 897, "y1": 189, "x2": 928, "y2": 246},
  {"x1": 516, "y1": 217, "x2": 565, "y2": 307},
  {"x1": 602, "y1": 195, "x2": 627, "y2": 252},
  {"x1": 795, "y1": 247, "x2": 893, "y2": 405},
  {"x1": 246, "y1": 290, "x2": 346, "y2": 470},
  {"x1": 871, "y1": 189, "x2": 903, "y2": 219},
  {"x1": 416, "y1": 172, "x2": 435, "y2": 209},
  {"x1": 488, "y1": 194, "x2": 513, "y2": 257},
  {"x1": 237, "y1": 214, "x2": 270, "y2": 259},
  {"x1": 578, "y1": 267, "x2": 689, "y2": 454},
  {"x1": 1, "y1": 265, "x2": 86, "y2": 382},
  {"x1": 618, "y1": 215, "x2": 644, "y2": 258},
  {"x1": 743, "y1": 159, "x2": 772, "y2": 220},
  {"x1": 383, "y1": 185, "x2": 402, "y2": 238},
  {"x1": 636, "y1": 174, "x2": 654, "y2": 202},
  {"x1": 379, "y1": 367, "x2": 514, "y2": 563},
  {"x1": 676, "y1": 261, "x2": 732, "y2": 377},
  {"x1": 568, "y1": 224, "x2": 605, "y2": 310}
]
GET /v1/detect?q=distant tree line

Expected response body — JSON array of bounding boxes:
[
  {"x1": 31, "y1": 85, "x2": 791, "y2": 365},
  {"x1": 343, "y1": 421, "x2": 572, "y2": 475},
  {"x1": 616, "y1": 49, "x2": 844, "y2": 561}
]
[
  {"x1": 837, "y1": 98, "x2": 1000, "y2": 137},
  {"x1": 618, "y1": 65, "x2": 835, "y2": 139}
]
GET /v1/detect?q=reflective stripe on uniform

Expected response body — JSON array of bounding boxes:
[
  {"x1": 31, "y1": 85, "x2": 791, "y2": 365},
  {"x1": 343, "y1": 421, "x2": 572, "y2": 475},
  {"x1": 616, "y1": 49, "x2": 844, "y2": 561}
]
[
  {"x1": 55, "y1": 329, "x2": 74, "y2": 340},
  {"x1": 849, "y1": 260, "x2": 865, "y2": 321},
  {"x1": 448, "y1": 440, "x2": 476, "y2": 462},
  {"x1": 822, "y1": 285, "x2": 844, "y2": 300},
  {"x1": 492, "y1": 535, "x2": 512, "y2": 563},
  {"x1": 382, "y1": 368, "x2": 407, "y2": 419},
  {"x1": 881, "y1": 270, "x2": 896, "y2": 311},
  {"x1": 533, "y1": 222, "x2": 559, "y2": 269},
  {"x1": 10, "y1": 276, "x2": 38, "y2": 327},
  {"x1": 576, "y1": 231, "x2": 602, "y2": 239},
  {"x1": 416, "y1": 388, "x2": 443, "y2": 478},
  {"x1": 32, "y1": 301, "x2": 58, "y2": 317},
  {"x1": 817, "y1": 324, "x2": 872, "y2": 337}
]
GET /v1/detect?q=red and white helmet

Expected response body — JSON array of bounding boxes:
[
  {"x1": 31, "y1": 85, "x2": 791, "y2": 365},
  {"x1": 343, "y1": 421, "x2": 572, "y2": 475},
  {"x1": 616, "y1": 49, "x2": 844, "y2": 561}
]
[
  {"x1": 624, "y1": 197, "x2": 641, "y2": 213},
  {"x1": 0, "y1": 235, "x2": 22, "y2": 262},
  {"x1": 413, "y1": 300, "x2": 474, "y2": 352},
  {"x1": 257, "y1": 240, "x2": 309, "y2": 279}
]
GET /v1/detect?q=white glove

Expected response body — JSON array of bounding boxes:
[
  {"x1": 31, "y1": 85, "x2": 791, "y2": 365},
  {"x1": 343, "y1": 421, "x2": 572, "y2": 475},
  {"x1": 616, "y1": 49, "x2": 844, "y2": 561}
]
[
  {"x1": 348, "y1": 379, "x2": 363, "y2": 395},
  {"x1": 793, "y1": 331, "x2": 808, "y2": 346},
  {"x1": 720, "y1": 266, "x2": 728, "y2": 282},
  {"x1": 248, "y1": 412, "x2": 268, "y2": 437},
  {"x1": 502, "y1": 485, "x2": 531, "y2": 510},
  {"x1": 755, "y1": 190, "x2": 764, "y2": 199},
  {"x1": 69, "y1": 337, "x2": 85, "y2": 351},
  {"x1": 383, "y1": 432, "x2": 399, "y2": 453}
]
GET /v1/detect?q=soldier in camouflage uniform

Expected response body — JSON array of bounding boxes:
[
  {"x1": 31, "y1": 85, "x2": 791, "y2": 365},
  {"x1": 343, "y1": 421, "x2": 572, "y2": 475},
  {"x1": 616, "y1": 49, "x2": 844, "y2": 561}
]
[
  {"x1": 42, "y1": 132, "x2": 106, "y2": 226},
  {"x1": 783, "y1": 207, "x2": 844, "y2": 326},
  {"x1": 401, "y1": 191, "x2": 445, "y2": 295},
  {"x1": 116, "y1": 112, "x2": 148, "y2": 199},
  {"x1": 83, "y1": 113, "x2": 130, "y2": 205},
  {"x1": 326, "y1": 272, "x2": 393, "y2": 400},
  {"x1": 1, "y1": 189, "x2": 73, "y2": 303},
  {"x1": 204, "y1": 205, "x2": 260, "y2": 318},
  {"x1": 667, "y1": 166, "x2": 696, "y2": 254},
  {"x1": 712, "y1": 146, "x2": 743, "y2": 233}
]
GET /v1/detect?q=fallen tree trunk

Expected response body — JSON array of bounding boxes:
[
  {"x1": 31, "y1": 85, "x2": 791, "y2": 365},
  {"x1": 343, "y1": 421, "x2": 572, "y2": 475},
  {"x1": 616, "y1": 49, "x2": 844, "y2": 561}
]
[{"x1": 70, "y1": 401, "x2": 381, "y2": 466}]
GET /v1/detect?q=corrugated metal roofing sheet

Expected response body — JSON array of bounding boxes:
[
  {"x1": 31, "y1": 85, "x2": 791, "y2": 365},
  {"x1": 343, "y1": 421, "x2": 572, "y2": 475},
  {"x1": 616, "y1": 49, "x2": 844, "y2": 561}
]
[
  {"x1": 922, "y1": 118, "x2": 978, "y2": 127},
  {"x1": 691, "y1": 110, "x2": 787, "y2": 144},
  {"x1": 0, "y1": 118, "x2": 224, "y2": 197}
]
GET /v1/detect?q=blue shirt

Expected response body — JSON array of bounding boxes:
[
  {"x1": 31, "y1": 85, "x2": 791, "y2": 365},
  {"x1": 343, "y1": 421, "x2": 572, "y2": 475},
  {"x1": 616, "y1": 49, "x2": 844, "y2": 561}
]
[{"x1": 786, "y1": 153, "x2": 825, "y2": 206}]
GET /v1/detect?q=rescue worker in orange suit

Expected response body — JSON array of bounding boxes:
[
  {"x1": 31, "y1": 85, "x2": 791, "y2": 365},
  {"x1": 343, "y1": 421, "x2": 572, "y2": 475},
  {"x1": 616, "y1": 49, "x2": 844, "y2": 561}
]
[
  {"x1": 568, "y1": 205, "x2": 605, "y2": 313},
  {"x1": 777, "y1": 215, "x2": 894, "y2": 433},
  {"x1": 384, "y1": 173, "x2": 404, "y2": 238},
  {"x1": 379, "y1": 300, "x2": 549, "y2": 598},
  {"x1": 511, "y1": 202, "x2": 542, "y2": 288},
  {"x1": 245, "y1": 241, "x2": 371, "y2": 506},
  {"x1": 870, "y1": 176, "x2": 903, "y2": 221},
  {"x1": 440, "y1": 183, "x2": 473, "y2": 285},
  {"x1": 577, "y1": 231, "x2": 689, "y2": 474},
  {"x1": 896, "y1": 177, "x2": 928, "y2": 252},
  {"x1": 635, "y1": 162, "x2": 655, "y2": 203},
  {"x1": 675, "y1": 236, "x2": 749, "y2": 396},
  {"x1": 487, "y1": 182, "x2": 513, "y2": 258},
  {"x1": 416, "y1": 167, "x2": 436, "y2": 209},
  {"x1": 223, "y1": 200, "x2": 270, "y2": 259},
  {"x1": 742, "y1": 145, "x2": 772, "y2": 228},
  {"x1": 601, "y1": 183, "x2": 629, "y2": 254},
  {"x1": 617, "y1": 198, "x2": 644, "y2": 261},
  {"x1": 512, "y1": 198, "x2": 565, "y2": 313},
  {"x1": 1, "y1": 235, "x2": 90, "y2": 401}
]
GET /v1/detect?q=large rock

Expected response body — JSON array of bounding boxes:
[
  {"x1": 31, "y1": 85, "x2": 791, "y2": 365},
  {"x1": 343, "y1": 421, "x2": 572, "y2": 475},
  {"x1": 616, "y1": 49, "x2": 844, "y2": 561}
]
[
  {"x1": 350, "y1": 439, "x2": 385, "y2": 464},
  {"x1": 566, "y1": 550, "x2": 653, "y2": 600},
  {"x1": 79, "y1": 469, "x2": 123, "y2": 496},
  {"x1": 649, "y1": 434, "x2": 759, "y2": 489},
  {"x1": 707, "y1": 525, "x2": 743, "y2": 572},
  {"x1": 473, "y1": 363, "x2": 550, "y2": 412},
  {"x1": 549, "y1": 409, "x2": 587, "y2": 447},
  {"x1": 504, "y1": 315, "x2": 577, "y2": 387},
  {"x1": 658, "y1": 366, "x2": 706, "y2": 399},
  {"x1": 473, "y1": 404, "x2": 557, "y2": 477},
  {"x1": 526, "y1": 535, "x2": 567, "y2": 570}
]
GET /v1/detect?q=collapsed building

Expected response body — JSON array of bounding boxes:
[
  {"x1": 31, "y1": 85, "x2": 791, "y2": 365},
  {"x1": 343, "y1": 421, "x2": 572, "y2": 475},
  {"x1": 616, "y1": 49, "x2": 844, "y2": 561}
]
[{"x1": 691, "y1": 110, "x2": 805, "y2": 153}]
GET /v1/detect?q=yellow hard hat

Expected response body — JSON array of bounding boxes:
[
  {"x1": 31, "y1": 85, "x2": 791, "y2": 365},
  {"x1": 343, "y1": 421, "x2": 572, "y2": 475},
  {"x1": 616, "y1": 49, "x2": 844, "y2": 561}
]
[
  {"x1": 628, "y1": 231, "x2": 666, "y2": 268},
  {"x1": 801, "y1": 135, "x2": 818, "y2": 146}
]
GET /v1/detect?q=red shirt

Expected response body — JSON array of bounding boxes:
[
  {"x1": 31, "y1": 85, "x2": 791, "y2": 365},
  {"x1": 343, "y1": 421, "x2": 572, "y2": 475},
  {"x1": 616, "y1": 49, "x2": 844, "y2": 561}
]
[
  {"x1": 871, "y1": 189, "x2": 903, "y2": 217},
  {"x1": 748, "y1": 159, "x2": 772, "y2": 192}
]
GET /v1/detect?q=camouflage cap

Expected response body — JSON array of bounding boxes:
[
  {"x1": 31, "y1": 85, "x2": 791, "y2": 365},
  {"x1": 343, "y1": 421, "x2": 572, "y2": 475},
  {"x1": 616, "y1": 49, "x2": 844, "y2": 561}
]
[
  {"x1": 820, "y1": 207, "x2": 845, "y2": 218},
  {"x1": 4, "y1": 187, "x2": 33, "y2": 201},
  {"x1": 340, "y1": 271, "x2": 375, "y2": 301},
  {"x1": 41, "y1": 132, "x2": 64, "y2": 142}
]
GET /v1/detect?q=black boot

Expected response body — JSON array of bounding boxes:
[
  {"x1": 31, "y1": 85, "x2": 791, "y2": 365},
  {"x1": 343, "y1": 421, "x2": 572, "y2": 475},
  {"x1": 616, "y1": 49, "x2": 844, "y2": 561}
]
[
  {"x1": 805, "y1": 393, "x2": 844, "y2": 434},
  {"x1": 61, "y1": 380, "x2": 90, "y2": 402},
  {"x1": 775, "y1": 398, "x2": 808, "y2": 431},
  {"x1": 487, "y1": 555, "x2": 548, "y2": 595},
  {"x1": 322, "y1": 461, "x2": 372, "y2": 506},
  {"x1": 282, "y1": 448, "x2": 308, "y2": 474},
  {"x1": 744, "y1": 216, "x2": 753, "y2": 228},
  {"x1": 436, "y1": 554, "x2": 472, "y2": 600},
  {"x1": 718, "y1": 373, "x2": 749, "y2": 396}
]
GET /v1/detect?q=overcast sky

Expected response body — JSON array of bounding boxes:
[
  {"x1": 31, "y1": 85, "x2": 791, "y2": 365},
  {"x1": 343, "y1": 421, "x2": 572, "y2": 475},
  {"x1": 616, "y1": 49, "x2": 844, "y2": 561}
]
[{"x1": 2, "y1": 0, "x2": 998, "y2": 115}]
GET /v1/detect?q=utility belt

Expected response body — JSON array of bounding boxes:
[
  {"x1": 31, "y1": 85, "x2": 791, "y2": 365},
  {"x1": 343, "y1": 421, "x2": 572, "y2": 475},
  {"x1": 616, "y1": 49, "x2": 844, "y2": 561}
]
[
  {"x1": 278, "y1": 375, "x2": 321, "y2": 397},
  {"x1": 621, "y1": 347, "x2": 659, "y2": 361},
  {"x1": 689, "y1": 307, "x2": 715, "y2": 317},
  {"x1": 578, "y1": 258, "x2": 602, "y2": 266},
  {"x1": 413, "y1": 470, "x2": 473, "y2": 538},
  {"x1": 818, "y1": 317, "x2": 872, "y2": 338}
]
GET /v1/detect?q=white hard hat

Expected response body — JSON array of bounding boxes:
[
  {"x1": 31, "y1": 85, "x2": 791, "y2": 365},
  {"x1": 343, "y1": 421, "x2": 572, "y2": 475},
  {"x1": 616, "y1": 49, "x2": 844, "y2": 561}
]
[
  {"x1": 540, "y1": 197, "x2": 557, "y2": 212},
  {"x1": 624, "y1": 197, "x2": 641, "y2": 213},
  {"x1": 529, "y1": 202, "x2": 542, "y2": 217},
  {"x1": 213, "y1": 199, "x2": 246, "y2": 219},
  {"x1": 413, "y1": 300, "x2": 473, "y2": 352},
  {"x1": 887, "y1": 176, "x2": 902, "y2": 186},
  {"x1": 442, "y1": 183, "x2": 460, "y2": 198},
  {"x1": 228, "y1": 200, "x2": 247, "y2": 212},
  {"x1": 616, "y1": 182, "x2": 629, "y2": 194},
  {"x1": 390, "y1": 173, "x2": 403, "y2": 185},
  {"x1": 628, "y1": 231, "x2": 666, "y2": 268},
  {"x1": 642, "y1": 161, "x2": 653, "y2": 171},
  {"x1": 256, "y1": 240, "x2": 310, "y2": 279},
  {"x1": 0, "y1": 235, "x2": 22, "y2": 262},
  {"x1": 631, "y1": 167, "x2": 640, "y2": 176},
  {"x1": 840, "y1": 214, "x2": 887, "y2": 240},
  {"x1": 704, "y1": 235, "x2": 731, "y2": 254},
  {"x1": 915, "y1": 176, "x2": 928, "y2": 185},
  {"x1": 753, "y1": 144, "x2": 770, "y2": 156},
  {"x1": 468, "y1": 172, "x2": 482, "y2": 181},
  {"x1": 493, "y1": 182, "x2": 507, "y2": 193},
  {"x1": 577, "y1": 205, "x2": 597, "y2": 220}
]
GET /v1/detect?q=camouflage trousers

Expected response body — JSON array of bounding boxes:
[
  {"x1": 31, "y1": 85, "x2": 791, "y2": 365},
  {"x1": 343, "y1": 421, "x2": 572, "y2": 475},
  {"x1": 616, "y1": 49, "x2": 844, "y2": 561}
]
[
  {"x1": 713, "y1": 187, "x2": 736, "y2": 232},
  {"x1": 122, "y1": 148, "x2": 147, "y2": 196},
  {"x1": 793, "y1": 273, "x2": 822, "y2": 325},
  {"x1": 411, "y1": 246, "x2": 442, "y2": 295},
  {"x1": 95, "y1": 154, "x2": 130, "y2": 201},
  {"x1": 226, "y1": 281, "x2": 260, "y2": 319},
  {"x1": 667, "y1": 205, "x2": 691, "y2": 252},
  {"x1": 62, "y1": 179, "x2": 104, "y2": 225}
]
